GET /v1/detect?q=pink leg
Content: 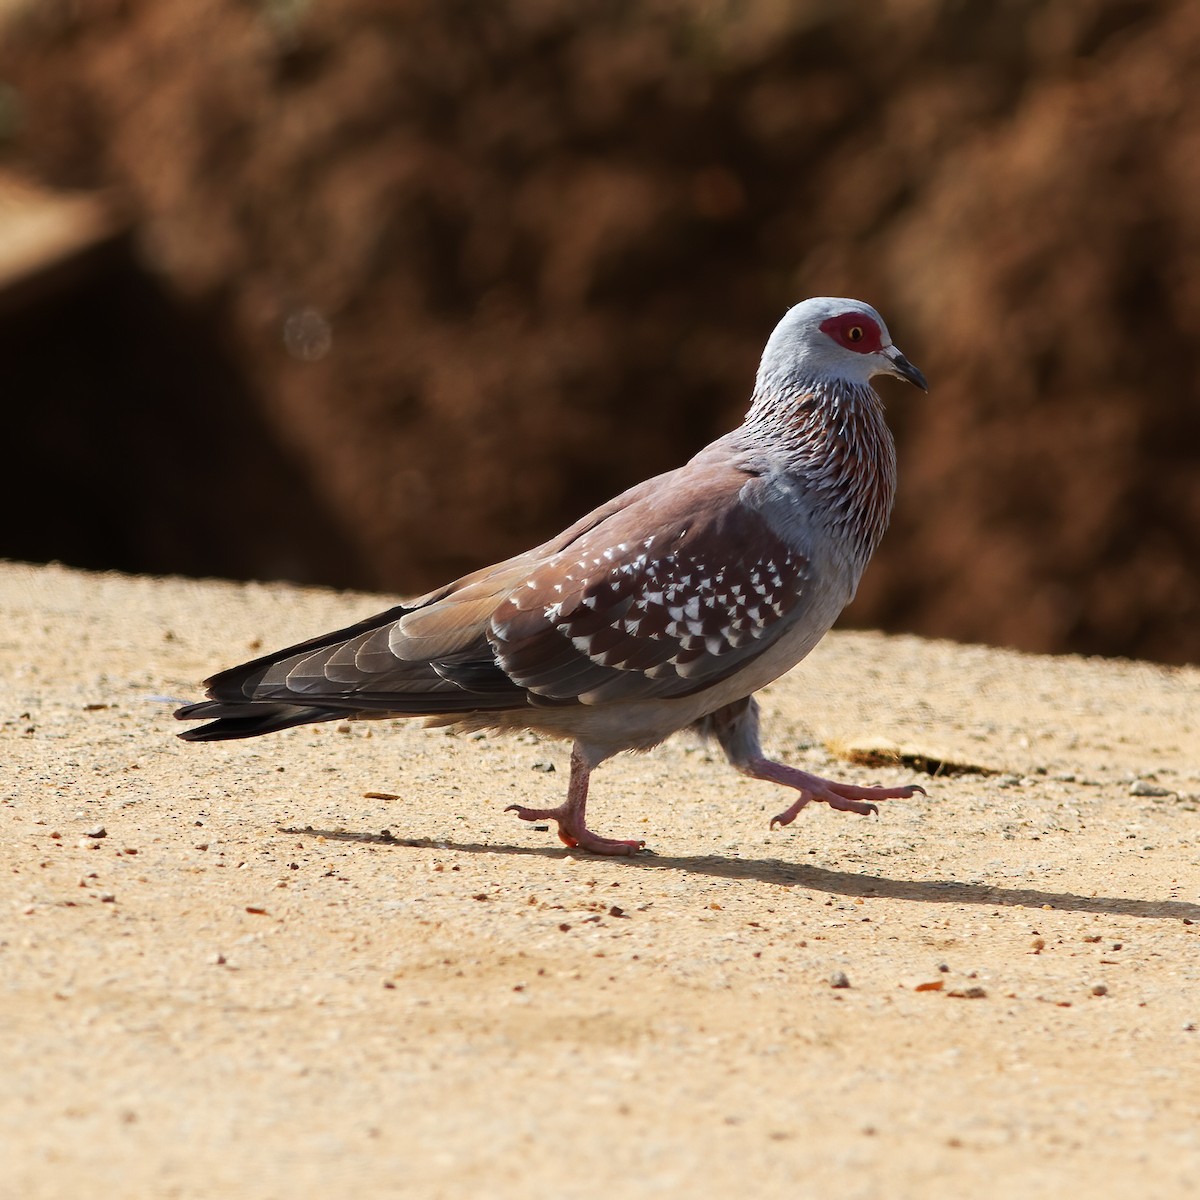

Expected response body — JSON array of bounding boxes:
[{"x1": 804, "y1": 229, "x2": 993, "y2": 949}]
[
  {"x1": 744, "y1": 757, "x2": 925, "y2": 828},
  {"x1": 506, "y1": 744, "x2": 645, "y2": 856},
  {"x1": 696, "y1": 696, "x2": 925, "y2": 831}
]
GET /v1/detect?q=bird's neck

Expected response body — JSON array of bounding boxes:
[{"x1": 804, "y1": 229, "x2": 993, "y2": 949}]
[{"x1": 741, "y1": 377, "x2": 898, "y2": 570}]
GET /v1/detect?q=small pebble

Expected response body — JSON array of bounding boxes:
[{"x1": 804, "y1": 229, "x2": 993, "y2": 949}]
[
  {"x1": 531, "y1": 761, "x2": 556, "y2": 773},
  {"x1": 1130, "y1": 780, "x2": 1173, "y2": 797},
  {"x1": 830, "y1": 970, "x2": 851, "y2": 989},
  {"x1": 1091, "y1": 983, "x2": 1108, "y2": 997},
  {"x1": 85, "y1": 826, "x2": 107, "y2": 839}
]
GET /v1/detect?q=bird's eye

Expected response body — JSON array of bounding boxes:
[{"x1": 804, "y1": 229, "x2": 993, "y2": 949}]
[{"x1": 819, "y1": 312, "x2": 879, "y2": 351}]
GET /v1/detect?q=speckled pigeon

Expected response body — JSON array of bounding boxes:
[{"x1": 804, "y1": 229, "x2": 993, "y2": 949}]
[{"x1": 177, "y1": 297, "x2": 928, "y2": 855}]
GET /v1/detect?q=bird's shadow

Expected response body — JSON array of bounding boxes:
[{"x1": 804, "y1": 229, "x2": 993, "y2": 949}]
[{"x1": 280, "y1": 826, "x2": 1200, "y2": 923}]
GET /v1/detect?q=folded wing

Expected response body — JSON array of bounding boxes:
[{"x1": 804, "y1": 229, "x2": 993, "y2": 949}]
[{"x1": 177, "y1": 458, "x2": 817, "y2": 737}]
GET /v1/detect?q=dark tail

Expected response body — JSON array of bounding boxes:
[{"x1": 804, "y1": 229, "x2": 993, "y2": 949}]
[
  {"x1": 175, "y1": 602, "x2": 415, "y2": 741},
  {"x1": 175, "y1": 700, "x2": 344, "y2": 742}
]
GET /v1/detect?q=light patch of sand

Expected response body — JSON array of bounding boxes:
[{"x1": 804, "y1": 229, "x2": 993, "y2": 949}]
[{"x1": 2, "y1": 561, "x2": 1198, "y2": 1197}]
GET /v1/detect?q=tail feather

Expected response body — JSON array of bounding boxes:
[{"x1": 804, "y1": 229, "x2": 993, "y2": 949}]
[
  {"x1": 173, "y1": 598, "x2": 539, "y2": 742},
  {"x1": 175, "y1": 701, "x2": 342, "y2": 741},
  {"x1": 201, "y1": 603, "x2": 414, "y2": 700}
]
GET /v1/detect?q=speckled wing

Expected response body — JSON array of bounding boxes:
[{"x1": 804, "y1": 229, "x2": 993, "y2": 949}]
[
  {"x1": 484, "y1": 470, "x2": 813, "y2": 705},
  {"x1": 191, "y1": 460, "x2": 813, "y2": 719}
]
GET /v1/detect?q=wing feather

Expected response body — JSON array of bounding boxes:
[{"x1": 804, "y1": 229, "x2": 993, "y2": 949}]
[
  {"x1": 190, "y1": 447, "x2": 816, "y2": 723},
  {"x1": 488, "y1": 465, "x2": 814, "y2": 705}
]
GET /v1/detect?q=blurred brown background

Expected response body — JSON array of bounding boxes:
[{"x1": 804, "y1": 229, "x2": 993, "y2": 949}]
[{"x1": 0, "y1": 0, "x2": 1197, "y2": 664}]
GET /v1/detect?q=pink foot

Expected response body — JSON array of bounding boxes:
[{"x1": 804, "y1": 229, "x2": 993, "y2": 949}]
[
  {"x1": 763, "y1": 766, "x2": 925, "y2": 829},
  {"x1": 506, "y1": 802, "x2": 645, "y2": 855},
  {"x1": 505, "y1": 743, "x2": 646, "y2": 856}
]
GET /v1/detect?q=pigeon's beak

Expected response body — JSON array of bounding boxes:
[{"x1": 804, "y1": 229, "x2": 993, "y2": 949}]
[{"x1": 881, "y1": 345, "x2": 928, "y2": 392}]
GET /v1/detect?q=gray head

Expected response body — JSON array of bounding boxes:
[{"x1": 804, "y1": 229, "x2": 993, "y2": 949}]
[{"x1": 755, "y1": 296, "x2": 927, "y2": 394}]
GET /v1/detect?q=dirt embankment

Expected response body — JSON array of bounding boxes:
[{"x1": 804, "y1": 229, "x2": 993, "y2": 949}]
[{"x1": 1, "y1": 2, "x2": 1199, "y2": 664}]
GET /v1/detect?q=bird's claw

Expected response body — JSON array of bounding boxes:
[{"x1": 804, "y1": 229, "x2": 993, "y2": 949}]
[
  {"x1": 767, "y1": 777, "x2": 924, "y2": 830},
  {"x1": 506, "y1": 802, "x2": 645, "y2": 856}
]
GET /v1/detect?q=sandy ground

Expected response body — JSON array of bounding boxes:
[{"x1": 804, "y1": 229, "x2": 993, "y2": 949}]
[{"x1": 2, "y1": 560, "x2": 1198, "y2": 1199}]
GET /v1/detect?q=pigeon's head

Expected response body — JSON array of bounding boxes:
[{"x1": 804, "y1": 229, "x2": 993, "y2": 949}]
[{"x1": 757, "y1": 296, "x2": 928, "y2": 394}]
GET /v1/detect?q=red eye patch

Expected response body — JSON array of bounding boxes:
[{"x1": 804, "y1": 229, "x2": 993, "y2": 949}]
[{"x1": 819, "y1": 312, "x2": 883, "y2": 354}]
